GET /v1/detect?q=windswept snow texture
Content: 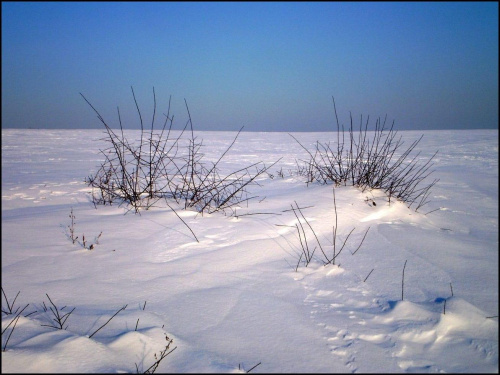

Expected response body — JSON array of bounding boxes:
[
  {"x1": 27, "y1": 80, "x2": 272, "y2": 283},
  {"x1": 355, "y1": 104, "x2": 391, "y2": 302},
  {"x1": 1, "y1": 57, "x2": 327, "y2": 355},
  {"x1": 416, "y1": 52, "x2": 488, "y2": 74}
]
[{"x1": 2, "y1": 129, "x2": 498, "y2": 373}]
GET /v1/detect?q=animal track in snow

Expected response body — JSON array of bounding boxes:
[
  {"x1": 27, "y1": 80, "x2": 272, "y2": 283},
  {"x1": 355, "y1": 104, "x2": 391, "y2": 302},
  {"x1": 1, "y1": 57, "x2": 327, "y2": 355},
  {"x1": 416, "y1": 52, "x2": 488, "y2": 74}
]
[{"x1": 293, "y1": 263, "x2": 497, "y2": 372}]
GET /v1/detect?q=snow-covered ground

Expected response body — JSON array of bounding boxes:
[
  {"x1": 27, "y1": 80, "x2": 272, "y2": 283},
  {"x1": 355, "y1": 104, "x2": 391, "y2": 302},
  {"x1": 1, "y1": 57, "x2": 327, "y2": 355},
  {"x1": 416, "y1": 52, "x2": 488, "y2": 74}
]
[{"x1": 1, "y1": 128, "x2": 498, "y2": 373}]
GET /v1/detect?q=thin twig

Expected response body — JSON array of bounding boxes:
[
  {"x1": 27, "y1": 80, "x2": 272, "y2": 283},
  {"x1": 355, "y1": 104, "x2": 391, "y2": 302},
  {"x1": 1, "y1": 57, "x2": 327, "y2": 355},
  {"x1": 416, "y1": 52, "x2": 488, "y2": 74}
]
[
  {"x1": 235, "y1": 212, "x2": 281, "y2": 218},
  {"x1": 332, "y1": 187, "x2": 338, "y2": 264},
  {"x1": 351, "y1": 226, "x2": 370, "y2": 255},
  {"x1": 1, "y1": 288, "x2": 20, "y2": 315},
  {"x1": 2, "y1": 304, "x2": 29, "y2": 336},
  {"x1": 165, "y1": 202, "x2": 199, "y2": 243},
  {"x1": 363, "y1": 268, "x2": 374, "y2": 282},
  {"x1": 2, "y1": 313, "x2": 22, "y2": 352},
  {"x1": 88, "y1": 304, "x2": 127, "y2": 339},
  {"x1": 402, "y1": 260, "x2": 408, "y2": 301},
  {"x1": 424, "y1": 207, "x2": 441, "y2": 215},
  {"x1": 247, "y1": 362, "x2": 262, "y2": 373},
  {"x1": 331, "y1": 228, "x2": 355, "y2": 262},
  {"x1": 281, "y1": 205, "x2": 314, "y2": 213},
  {"x1": 294, "y1": 201, "x2": 328, "y2": 263},
  {"x1": 295, "y1": 252, "x2": 303, "y2": 272},
  {"x1": 291, "y1": 205, "x2": 310, "y2": 263}
]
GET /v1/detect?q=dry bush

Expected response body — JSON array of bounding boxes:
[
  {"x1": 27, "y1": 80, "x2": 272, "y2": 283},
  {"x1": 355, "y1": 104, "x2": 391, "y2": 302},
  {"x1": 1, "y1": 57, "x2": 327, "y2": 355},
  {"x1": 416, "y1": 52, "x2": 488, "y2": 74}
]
[
  {"x1": 291, "y1": 98, "x2": 439, "y2": 211},
  {"x1": 287, "y1": 188, "x2": 369, "y2": 269},
  {"x1": 81, "y1": 87, "x2": 280, "y2": 216}
]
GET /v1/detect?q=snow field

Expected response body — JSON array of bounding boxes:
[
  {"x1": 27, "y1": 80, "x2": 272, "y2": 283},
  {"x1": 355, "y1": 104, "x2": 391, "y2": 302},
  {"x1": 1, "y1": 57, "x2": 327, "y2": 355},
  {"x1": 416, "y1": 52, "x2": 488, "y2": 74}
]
[{"x1": 2, "y1": 129, "x2": 498, "y2": 372}]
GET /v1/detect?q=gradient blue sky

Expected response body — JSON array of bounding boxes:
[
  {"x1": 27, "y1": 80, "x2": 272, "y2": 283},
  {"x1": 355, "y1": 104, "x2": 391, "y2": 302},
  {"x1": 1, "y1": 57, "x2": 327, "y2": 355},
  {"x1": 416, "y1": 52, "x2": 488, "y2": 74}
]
[{"x1": 2, "y1": 2, "x2": 498, "y2": 131}]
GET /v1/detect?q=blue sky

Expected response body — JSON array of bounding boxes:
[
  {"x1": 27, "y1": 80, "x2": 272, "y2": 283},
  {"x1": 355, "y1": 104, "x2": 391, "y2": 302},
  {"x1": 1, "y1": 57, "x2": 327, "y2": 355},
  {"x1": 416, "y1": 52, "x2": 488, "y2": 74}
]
[{"x1": 2, "y1": 2, "x2": 498, "y2": 131}]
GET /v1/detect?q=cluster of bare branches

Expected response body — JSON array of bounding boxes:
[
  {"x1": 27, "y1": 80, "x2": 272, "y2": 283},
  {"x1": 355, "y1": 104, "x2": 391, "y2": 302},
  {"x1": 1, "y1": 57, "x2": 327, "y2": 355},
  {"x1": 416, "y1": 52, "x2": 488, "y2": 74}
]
[
  {"x1": 136, "y1": 334, "x2": 177, "y2": 374},
  {"x1": 291, "y1": 98, "x2": 439, "y2": 211},
  {"x1": 66, "y1": 208, "x2": 102, "y2": 250},
  {"x1": 41, "y1": 293, "x2": 75, "y2": 330},
  {"x1": 82, "y1": 88, "x2": 278, "y2": 215},
  {"x1": 285, "y1": 188, "x2": 370, "y2": 270},
  {"x1": 1, "y1": 288, "x2": 33, "y2": 351},
  {"x1": 1, "y1": 288, "x2": 176, "y2": 372}
]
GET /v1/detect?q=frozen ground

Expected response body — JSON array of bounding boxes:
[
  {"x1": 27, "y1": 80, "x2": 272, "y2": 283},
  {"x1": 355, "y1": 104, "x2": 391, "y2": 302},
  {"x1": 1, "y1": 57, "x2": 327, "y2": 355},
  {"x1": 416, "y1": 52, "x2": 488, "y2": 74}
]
[{"x1": 1, "y1": 128, "x2": 498, "y2": 373}]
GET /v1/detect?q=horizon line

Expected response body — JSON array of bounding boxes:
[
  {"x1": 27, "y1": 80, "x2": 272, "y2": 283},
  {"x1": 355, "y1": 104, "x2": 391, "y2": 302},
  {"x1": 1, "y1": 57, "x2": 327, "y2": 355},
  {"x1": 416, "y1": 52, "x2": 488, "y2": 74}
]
[{"x1": 2, "y1": 126, "x2": 498, "y2": 132}]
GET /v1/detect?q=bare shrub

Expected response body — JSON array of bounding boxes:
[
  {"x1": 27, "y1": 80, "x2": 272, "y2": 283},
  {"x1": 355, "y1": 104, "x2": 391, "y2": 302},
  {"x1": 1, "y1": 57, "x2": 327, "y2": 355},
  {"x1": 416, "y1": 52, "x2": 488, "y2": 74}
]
[
  {"x1": 66, "y1": 208, "x2": 102, "y2": 249},
  {"x1": 1, "y1": 290, "x2": 177, "y2": 370},
  {"x1": 1, "y1": 288, "x2": 33, "y2": 352},
  {"x1": 41, "y1": 293, "x2": 75, "y2": 330},
  {"x1": 291, "y1": 98, "x2": 439, "y2": 211},
  {"x1": 136, "y1": 334, "x2": 177, "y2": 374},
  {"x1": 288, "y1": 188, "x2": 369, "y2": 269},
  {"x1": 81, "y1": 87, "x2": 279, "y2": 216}
]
